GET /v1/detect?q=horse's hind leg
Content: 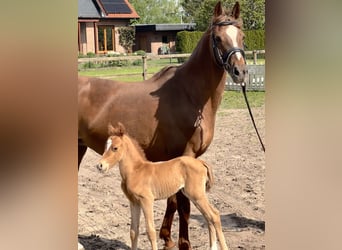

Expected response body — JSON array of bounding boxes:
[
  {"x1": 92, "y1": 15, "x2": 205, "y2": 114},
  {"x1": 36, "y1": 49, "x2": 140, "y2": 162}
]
[
  {"x1": 78, "y1": 139, "x2": 87, "y2": 170},
  {"x1": 159, "y1": 194, "x2": 177, "y2": 249},
  {"x1": 176, "y1": 191, "x2": 192, "y2": 250}
]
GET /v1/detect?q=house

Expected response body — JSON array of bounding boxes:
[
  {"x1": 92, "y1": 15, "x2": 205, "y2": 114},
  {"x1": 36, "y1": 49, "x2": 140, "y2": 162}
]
[
  {"x1": 78, "y1": 0, "x2": 139, "y2": 55},
  {"x1": 134, "y1": 23, "x2": 196, "y2": 55}
]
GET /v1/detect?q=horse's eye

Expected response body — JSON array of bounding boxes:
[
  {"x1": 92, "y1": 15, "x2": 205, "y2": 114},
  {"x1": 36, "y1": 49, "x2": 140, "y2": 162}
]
[
  {"x1": 112, "y1": 147, "x2": 118, "y2": 152},
  {"x1": 215, "y1": 36, "x2": 221, "y2": 43}
]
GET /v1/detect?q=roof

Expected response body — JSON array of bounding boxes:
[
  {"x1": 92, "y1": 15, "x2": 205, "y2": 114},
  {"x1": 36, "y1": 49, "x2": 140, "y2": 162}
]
[
  {"x1": 78, "y1": 0, "x2": 101, "y2": 18},
  {"x1": 78, "y1": 0, "x2": 139, "y2": 19},
  {"x1": 135, "y1": 23, "x2": 196, "y2": 32}
]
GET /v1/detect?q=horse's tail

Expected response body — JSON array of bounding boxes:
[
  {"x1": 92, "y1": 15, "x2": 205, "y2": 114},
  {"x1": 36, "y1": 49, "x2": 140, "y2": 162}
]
[{"x1": 199, "y1": 159, "x2": 214, "y2": 191}]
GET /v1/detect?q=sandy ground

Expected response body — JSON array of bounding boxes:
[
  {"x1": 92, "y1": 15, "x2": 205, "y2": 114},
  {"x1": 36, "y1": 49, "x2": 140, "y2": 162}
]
[{"x1": 78, "y1": 106, "x2": 265, "y2": 250}]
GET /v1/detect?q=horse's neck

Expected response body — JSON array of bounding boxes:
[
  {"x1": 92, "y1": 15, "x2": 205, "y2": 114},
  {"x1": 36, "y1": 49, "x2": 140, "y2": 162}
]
[
  {"x1": 180, "y1": 31, "x2": 227, "y2": 111},
  {"x1": 119, "y1": 137, "x2": 147, "y2": 178}
]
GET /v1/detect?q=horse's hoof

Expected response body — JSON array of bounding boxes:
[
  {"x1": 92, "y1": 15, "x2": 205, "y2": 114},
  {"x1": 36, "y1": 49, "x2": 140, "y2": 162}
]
[
  {"x1": 163, "y1": 242, "x2": 177, "y2": 250},
  {"x1": 178, "y1": 241, "x2": 192, "y2": 250}
]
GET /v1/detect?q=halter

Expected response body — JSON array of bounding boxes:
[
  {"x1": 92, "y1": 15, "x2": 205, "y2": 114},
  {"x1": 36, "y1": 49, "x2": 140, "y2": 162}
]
[
  {"x1": 212, "y1": 21, "x2": 265, "y2": 152},
  {"x1": 211, "y1": 21, "x2": 246, "y2": 71}
]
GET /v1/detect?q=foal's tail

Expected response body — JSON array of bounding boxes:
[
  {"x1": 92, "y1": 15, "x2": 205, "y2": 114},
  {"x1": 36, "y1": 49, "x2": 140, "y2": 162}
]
[{"x1": 199, "y1": 160, "x2": 214, "y2": 191}]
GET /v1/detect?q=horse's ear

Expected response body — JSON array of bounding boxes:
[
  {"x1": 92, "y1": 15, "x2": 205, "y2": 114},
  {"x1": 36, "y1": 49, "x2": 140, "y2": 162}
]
[
  {"x1": 214, "y1": 1, "x2": 224, "y2": 17},
  {"x1": 231, "y1": 1, "x2": 240, "y2": 19},
  {"x1": 117, "y1": 122, "x2": 126, "y2": 137}
]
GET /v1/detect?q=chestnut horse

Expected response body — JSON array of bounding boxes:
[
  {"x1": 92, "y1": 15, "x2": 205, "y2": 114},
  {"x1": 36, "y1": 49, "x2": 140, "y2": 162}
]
[
  {"x1": 97, "y1": 123, "x2": 229, "y2": 250},
  {"x1": 78, "y1": 1, "x2": 247, "y2": 249}
]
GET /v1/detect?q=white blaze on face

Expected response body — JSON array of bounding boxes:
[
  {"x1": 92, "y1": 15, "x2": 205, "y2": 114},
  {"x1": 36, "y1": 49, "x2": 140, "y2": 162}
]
[
  {"x1": 226, "y1": 25, "x2": 242, "y2": 61},
  {"x1": 105, "y1": 138, "x2": 112, "y2": 151}
]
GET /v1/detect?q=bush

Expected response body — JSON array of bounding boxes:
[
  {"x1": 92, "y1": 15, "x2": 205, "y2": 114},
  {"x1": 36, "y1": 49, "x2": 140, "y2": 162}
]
[
  {"x1": 132, "y1": 59, "x2": 142, "y2": 66},
  {"x1": 82, "y1": 61, "x2": 96, "y2": 69},
  {"x1": 176, "y1": 31, "x2": 204, "y2": 53},
  {"x1": 134, "y1": 50, "x2": 146, "y2": 56},
  {"x1": 244, "y1": 30, "x2": 265, "y2": 50},
  {"x1": 86, "y1": 52, "x2": 96, "y2": 58}
]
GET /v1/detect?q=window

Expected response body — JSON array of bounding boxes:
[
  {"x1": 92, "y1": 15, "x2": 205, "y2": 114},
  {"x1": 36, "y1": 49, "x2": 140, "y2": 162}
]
[
  {"x1": 98, "y1": 26, "x2": 115, "y2": 53},
  {"x1": 162, "y1": 35, "x2": 168, "y2": 44}
]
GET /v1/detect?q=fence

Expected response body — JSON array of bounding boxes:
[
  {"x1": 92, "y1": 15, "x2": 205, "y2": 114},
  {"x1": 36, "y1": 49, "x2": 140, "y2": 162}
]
[{"x1": 78, "y1": 50, "x2": 265, "y2": 91}]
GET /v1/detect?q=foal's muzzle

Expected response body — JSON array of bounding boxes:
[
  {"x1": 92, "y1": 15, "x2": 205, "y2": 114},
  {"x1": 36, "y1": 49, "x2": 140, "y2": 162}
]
[{"x1": 96, "y1": 163, "x2": 107, "y2": 172}]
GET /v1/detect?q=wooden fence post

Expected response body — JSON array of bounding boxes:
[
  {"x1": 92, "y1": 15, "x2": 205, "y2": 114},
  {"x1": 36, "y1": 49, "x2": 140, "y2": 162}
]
[
  {"x1": 253, "y1": 50, "x2": 257, "y2": 64},
  {"x1": 142, "y1": 55, "x2": 147, "y2": 80}
]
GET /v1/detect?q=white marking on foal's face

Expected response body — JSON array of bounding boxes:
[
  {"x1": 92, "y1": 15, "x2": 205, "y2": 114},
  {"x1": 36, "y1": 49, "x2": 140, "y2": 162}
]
[
  {"x1": 105, "y1": 138, "x2": 112, "y2": 151},
  {"x1": 226, "y1": 25, "x2": 242, "y2": 61}
]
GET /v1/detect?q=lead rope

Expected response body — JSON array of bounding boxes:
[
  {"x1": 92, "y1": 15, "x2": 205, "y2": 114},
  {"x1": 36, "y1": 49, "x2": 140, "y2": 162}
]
[{"x1": 241, "y1": 83, "x2": 266, "y2": 152}]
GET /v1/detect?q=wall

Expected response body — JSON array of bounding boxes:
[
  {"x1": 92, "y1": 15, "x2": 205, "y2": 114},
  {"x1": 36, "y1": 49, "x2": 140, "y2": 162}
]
[
  {"x1": 135, "y1": 31, "x2": 177, "y2": 55},
  {"x1": 78, "y1": 20, "x2": 132, "y2": 55}
]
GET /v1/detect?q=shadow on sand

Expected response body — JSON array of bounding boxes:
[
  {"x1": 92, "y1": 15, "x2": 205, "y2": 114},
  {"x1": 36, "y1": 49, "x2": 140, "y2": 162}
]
[
  {"x1": 190, "y1": 213, "x2": 265, "y2": 232},
  {"x1": 78, "y1": 234, "x2": 130, "y2": 250}
]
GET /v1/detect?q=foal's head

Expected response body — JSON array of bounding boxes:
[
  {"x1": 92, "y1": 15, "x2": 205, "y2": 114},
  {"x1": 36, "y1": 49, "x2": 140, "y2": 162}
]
[
  {"x1": 96, "y1": 123, "x2": 126, "y2": 173},
  {"x1": 211, "y1": 1, "x2": 247, "y2": 83}
]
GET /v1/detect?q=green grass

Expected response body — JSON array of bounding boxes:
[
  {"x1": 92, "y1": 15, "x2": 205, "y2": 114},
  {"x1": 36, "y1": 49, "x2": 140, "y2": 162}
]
[{"x1": 220, "y1": 91, "x2": 265, "y2": 109}]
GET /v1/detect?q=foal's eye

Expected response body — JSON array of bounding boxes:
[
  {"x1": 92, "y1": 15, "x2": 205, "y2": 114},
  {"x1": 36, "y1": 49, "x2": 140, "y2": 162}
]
[{"x1": 112, "y1": 147, "x2": 118, "y2": 152}]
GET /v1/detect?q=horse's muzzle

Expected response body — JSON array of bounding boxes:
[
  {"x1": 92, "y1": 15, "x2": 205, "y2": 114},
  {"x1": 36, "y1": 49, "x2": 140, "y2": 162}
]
[{"x1": 231, "y1": 65, "x2": 248, "y2": 83}]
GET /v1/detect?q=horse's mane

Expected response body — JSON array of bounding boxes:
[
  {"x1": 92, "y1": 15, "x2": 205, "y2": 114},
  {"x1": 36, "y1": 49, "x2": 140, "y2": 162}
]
[
  {"x1": 149, "y1": 65, "x2": 178, "y2": 82},
  {"x1": 211, "y1": 7, "x2": 243, "y2": 29}
]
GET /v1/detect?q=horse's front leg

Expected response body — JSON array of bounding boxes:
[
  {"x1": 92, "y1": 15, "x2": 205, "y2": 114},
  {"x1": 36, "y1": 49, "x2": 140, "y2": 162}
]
[
  {"x1": 176, "y1": 191, "x2": 192, "y2": 250},
  {"x1": 159, "y1": 194, "x2": 177, "y2": 249}
]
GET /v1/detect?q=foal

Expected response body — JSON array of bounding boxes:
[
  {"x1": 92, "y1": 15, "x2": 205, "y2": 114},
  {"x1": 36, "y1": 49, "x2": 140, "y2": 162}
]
[{"x1": 96, "y1": 123, "x2": 229, "y2": 250}]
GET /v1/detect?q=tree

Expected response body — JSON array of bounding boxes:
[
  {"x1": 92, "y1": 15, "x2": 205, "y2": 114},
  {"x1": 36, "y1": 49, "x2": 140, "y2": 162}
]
[
  {"x1": 118, "y1": 27, "x2": 135, "y2": 53},
  {"x1": 180, "y1": 0, "x2": 265, "y2": 31},
  {"x1": 130, "y1": 0, "x2": 182, "y2": 24}
]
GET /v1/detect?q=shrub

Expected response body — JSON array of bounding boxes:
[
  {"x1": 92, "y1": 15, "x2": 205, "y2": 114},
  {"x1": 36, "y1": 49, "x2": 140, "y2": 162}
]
[
  {"x1": 82, "y1": 61, "x2": 96, "y2": 69},
  {"x1": 244, "y1": 30, "x2": 265, "y2": 50},
  {"x1": 86, "y1": 52, "x2": 96, "y2": 58},
  {"x1": 134, "y1": 50, "x2": 146, "y2": 56},
  {"x1": 176, "y1": 31, "x2": 204, "y2": 53},
  {"x1": 118, "y1": 27, "x2": 135, "y2": 53}
]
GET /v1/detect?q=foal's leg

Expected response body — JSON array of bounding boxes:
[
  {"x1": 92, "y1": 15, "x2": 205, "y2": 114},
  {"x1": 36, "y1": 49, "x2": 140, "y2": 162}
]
[
  {"x1": 193, "y1": 197, "x2": 229, "y2": 250},
  {"x1": 140, "y1": 197, "x2": 158, "y2": 250},
  {"x1": 159, "y1": 194, "x2": 177, "y2": 249},
  {"x1": 130, "y1": 202, "x2": 141, "y2": 250}
]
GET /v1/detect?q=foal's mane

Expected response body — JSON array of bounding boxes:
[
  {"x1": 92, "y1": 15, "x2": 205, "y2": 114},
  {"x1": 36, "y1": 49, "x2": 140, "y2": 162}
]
[
  {"x1": 123, "y1": 133, "x2": 148, "y2": 161},
  {"x1": 109, "y1": 122, "x2": 148, "y2": 161}
]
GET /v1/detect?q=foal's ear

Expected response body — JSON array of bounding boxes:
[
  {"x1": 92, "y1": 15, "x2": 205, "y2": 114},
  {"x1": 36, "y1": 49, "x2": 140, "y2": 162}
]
[
  {"x1": 231, "y1": 1, "x2": 240, "y2": 19},
  {"x1": 108, "y1": 123, "x2": 116, "y2": 135},
  {"x1": 116, "y1": 122, "x2": 126, "y2": 137},
  {"x1": 214, "y1": 1, "x2": 224, "y2": 17},
  {"x1": 108, "y1": 122, "x2": 126, "y2": 136}
]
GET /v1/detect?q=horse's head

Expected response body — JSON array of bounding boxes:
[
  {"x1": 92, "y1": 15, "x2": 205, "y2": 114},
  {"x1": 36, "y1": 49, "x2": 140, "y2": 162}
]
[
  {"x1": 96, "y1": 123, "x2": 126, "y2": 173},
  {"x1": 211, "y1": 1, "x2": 247, "y2": 83}
]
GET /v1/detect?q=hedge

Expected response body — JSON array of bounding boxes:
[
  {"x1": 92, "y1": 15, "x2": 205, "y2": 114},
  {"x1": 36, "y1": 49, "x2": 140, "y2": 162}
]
[
  {"x1": 176, "y1": 29, "x2": 265, "y2": 53},
  {"x1": 244, "y1": 30, "x2": 265, "y2": 50},
  {"x1": 176, "y1": 31, "x2": 204, "y2": 53}
]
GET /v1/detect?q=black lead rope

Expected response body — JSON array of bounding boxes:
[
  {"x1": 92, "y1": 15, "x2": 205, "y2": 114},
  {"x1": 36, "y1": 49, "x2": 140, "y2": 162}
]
[{"x1": 241, "y1": 83, "x2": 266, "y2": 152}]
